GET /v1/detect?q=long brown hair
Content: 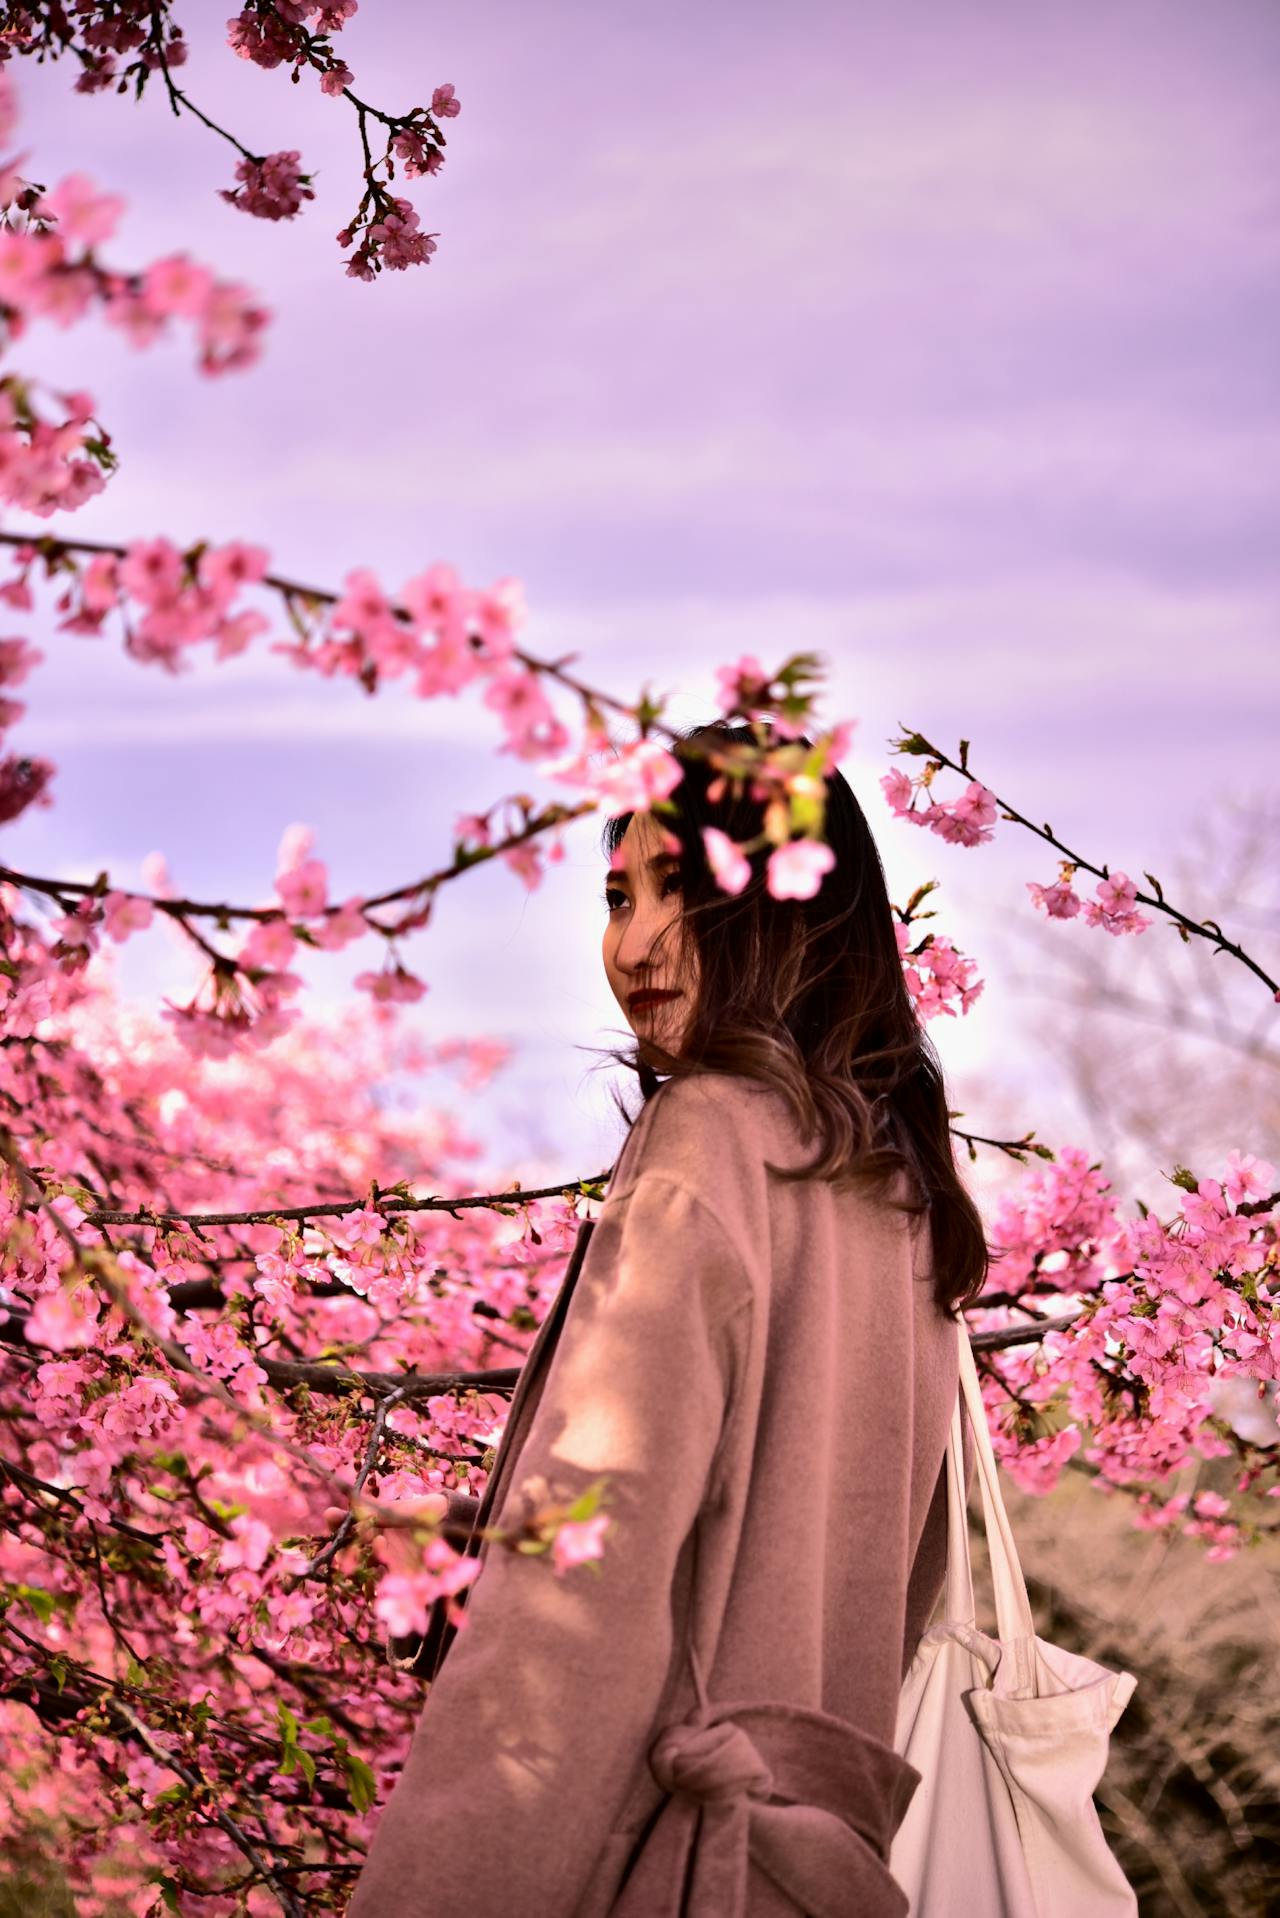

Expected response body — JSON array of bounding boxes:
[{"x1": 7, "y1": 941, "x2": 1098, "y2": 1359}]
[{"x1": 597, "y1": 718, "x2": 989, "y2": 1315}]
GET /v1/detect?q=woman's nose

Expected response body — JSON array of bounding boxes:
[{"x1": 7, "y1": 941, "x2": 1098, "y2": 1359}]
[{"x1": 617, "y1": 905, "x2": 665, "y2": 973}]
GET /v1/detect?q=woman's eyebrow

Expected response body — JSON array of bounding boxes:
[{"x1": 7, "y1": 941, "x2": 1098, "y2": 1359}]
[{"x1": 607, "y1": 852, "x2": 679, "y2": 883}]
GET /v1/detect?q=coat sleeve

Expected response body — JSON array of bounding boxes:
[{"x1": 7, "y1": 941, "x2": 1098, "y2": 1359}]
[{"x1": 349, "y1": 1172, "x2": 753, "y2": 1918}]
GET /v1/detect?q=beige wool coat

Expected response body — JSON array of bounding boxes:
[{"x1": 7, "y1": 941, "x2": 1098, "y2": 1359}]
[{"x1": 350, "y1": 1071, "x2": 963, "y2": 1918}]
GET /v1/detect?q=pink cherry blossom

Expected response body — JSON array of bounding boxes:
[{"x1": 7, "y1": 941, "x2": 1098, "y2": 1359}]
[
  {"x1": 139, "y1": 254, "x2": 215, "y2": 318},
  {"x1": 766, "y1": 837, "x2": 836, "y2": 900},
  {"x1": 276, "y1": 857, "x2": 328, "y2": 917},
  {"x1": 103, "y1": 890, "x2": 154, "y2": 942},
  {"x1": 354, "y1": 962, "x2": 428, "y2": 1004},
  {"x1": 552, "y1": 1513, "x2": 611, "y2": 1576},
  {"x1": 470, "y1": 576, "x2": 525, "y2": 656},
  {"x1": 402, "y1": 560, "x2": 468, "y2": 633},
  {"x1": 43, "y1": 171, "x2": 126, "y2": 247},
  {"x1": 1027, "y1": 877, "x2": 1083, "y2": 919},
  {"x1": 702, "y1": 826, "x2": 752, "y2": 895},
  {"x1": 239, "y1": 916, "x2": 297, "y2": 972},
  {"x1": 1222, "y1": 1151, "x2": 1277, "y2": 1206},
  {"x1": 502, "y1": 842, "x2": 544, "y2": 890},
  {"x1": 715, "y1": 654, "x2": 773, "y2": 712},
  {"x1": 219, "y1": 149, "x2": 315, "y2": 223},
  {"x1": 1081, "y1": 870, "x2": 1153, "y2": 936},
  {"x1": 198, "y1": 539, "x2": 270, "y2": 599},
  {"x1": 26, "y1": 1282, "x2": 100, "y2": 1351},
  {"x1": 431, "y1": 83, "x2": 462, "y2": 118},
  {"x1": 310, "y1": 896, "x2": 369, "y2": 950}
]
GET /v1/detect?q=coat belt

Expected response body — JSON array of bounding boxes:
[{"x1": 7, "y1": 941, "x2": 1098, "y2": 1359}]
[{"x1": 611, "y1": 1695, "x2": 920, "y2": 1918}]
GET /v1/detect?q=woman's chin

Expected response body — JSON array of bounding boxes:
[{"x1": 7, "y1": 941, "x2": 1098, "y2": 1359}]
[{"x1": 634, "y1": 1025, "x2": 684, "y2": 1061}]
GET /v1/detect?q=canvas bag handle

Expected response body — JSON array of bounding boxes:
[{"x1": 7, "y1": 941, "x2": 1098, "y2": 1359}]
[{"x1": 942, "y1": 1318, "x2": 1037, "y2": 1648}]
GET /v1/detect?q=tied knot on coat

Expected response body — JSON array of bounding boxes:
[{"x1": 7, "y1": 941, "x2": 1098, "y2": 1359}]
[{"x1": 649, "y1": 1716, "x2": 775, "y2": 1807}]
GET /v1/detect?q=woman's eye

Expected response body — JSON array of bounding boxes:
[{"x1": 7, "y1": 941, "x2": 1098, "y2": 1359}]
[{"x1": 602, "y1": 871, "x2": 680, "y2": 912}]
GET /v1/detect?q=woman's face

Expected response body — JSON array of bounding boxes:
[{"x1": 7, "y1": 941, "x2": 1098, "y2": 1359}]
[{"x1": 602, "y1": 811, "x2": 697, "y2": 1056}]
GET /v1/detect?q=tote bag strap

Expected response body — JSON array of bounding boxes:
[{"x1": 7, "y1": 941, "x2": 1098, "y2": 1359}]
[{"x1": 942, "y1": 1316, "x2": 1037, "y2": 1648}]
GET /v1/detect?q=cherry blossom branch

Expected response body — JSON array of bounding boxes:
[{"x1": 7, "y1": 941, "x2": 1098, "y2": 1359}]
[
  {"x1": 0, "y1": 1294, "x2": 1088, "y2": 1395},
  {"x1": 968, "y1": 1310, "x2": 1081, "y2": 1351},
  {"x1": 891, "y1": 729, "x2": 1278, "y2": 997},
  {"x1": 0, "y1": 529, "x2": 647, "y2": 728},
  {"x1": 950, "y1": 1124, "x2": 1055, "y2": 1163},
  {"x1": 0, "y1": 795, "x2": 596, "y2": 941},
  {"x1": 256, "y1": 1310, "x2": 1090, "y2": 1401},
  {"x1": 291, "y1": 1383, "x2": 408, "y2": 1583},
  {"x1": 78, "y1": 1171, "x2": 610, "y2": 1230},
  {"x1": 72, "y1": 1121, "x2": 1045, "y2": 1231},
  {"x1": 258, "y1": 1355, "x2": 520, "y2": 1401},
  {"x1": 0, "y1": 1457, "x2": 166, "y2": 1550},
  {"x1": 4, "y1": 2, "x2": 459, "y2": 281}
]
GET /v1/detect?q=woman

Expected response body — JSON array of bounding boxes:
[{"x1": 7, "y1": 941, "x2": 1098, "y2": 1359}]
[{"x1": 350, "y1": 718, "x2": 988, "y2": 1917}]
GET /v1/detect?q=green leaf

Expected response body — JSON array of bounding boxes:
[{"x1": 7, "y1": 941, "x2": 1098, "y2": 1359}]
[
  {"x1": 343, "y1": 1751, "x2": 378, "y2": 1814},
  {"x1": 565, "y1": 1476, "x2": 611, "y2": 1523},
  {"x1": 9, "y1": 1583, "x2": 55, "y2": 1624},
  {"x1": 889, "y1": 728, "x2": 936, "y2": 758}
]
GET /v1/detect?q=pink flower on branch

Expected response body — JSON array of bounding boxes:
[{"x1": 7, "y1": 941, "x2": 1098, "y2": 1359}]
[
  {"x1": 311, "y1": 896, "x2": 369, "y2": 950},
  {"x1": 551, "y1": 1513, "x2": 610, "y2": 1576},
  {"x1": 897, "y1": 924, "x2": 984, "y2": 1021},
  {"x1": 1222, "y1": 1151, "x2": 1277, "y2": 1206},
  {"x1": 502, "y1": 841, "x2": 545, "y2": 891},
  {"x1": 102, "y1": 890, "x2": 153, "y2": 942},
  {"x1": 218, "y1": 150, "x2": 315, "y2": 224},
  {"x1": 545, "y1": 736, "x2": 684, "y2": 813},
  {"x1": 1081, "y1": 870, "x2": 1153, "y2": 938},
  {"x1": 881, "y1": 768, "x2": 998, "y2": 848},
  {"x1": 702, "y1": 826, "x2": 752, "y2": 896},
  {"x1": 766, "y1": 837, "x2": 836, "y2": 900},
  {"x1": 354, "y1": 962, "x2": 428, "y2": 1006},
  {"x1": 43, "y1": 171, "x2": 126, "y2": 248},
  {"x1": 1027, "y1": 877, "x2": 1082, "y2": 919}
]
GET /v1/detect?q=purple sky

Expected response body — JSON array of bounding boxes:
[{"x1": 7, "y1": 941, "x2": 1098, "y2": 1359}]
[{"x1": 7, "y1": 0, "x2": 1279, "y2": 1193}]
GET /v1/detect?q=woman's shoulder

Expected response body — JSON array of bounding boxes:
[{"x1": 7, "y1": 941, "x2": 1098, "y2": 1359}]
[{"x1": 606, "y1": 1070, "x2": 798, "y2": 1208}]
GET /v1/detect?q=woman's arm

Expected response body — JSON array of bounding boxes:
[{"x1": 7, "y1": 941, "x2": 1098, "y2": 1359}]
[{"x1": 349, "y1": 1172, "x2": 752, "y2": 1918}]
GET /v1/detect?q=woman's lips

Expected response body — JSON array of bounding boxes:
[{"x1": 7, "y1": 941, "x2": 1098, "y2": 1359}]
[{"x1": 629, "y1": 989, "x2": 681, "y2": 1012}]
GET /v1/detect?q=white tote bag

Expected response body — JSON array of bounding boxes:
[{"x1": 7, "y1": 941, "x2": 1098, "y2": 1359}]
[{"x1": 890, "y1": 1320, "x2": 1139, "y2": 1917}]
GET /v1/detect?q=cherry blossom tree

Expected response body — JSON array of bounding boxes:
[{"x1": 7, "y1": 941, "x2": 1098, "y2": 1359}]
[{"x1": 0, "y1": 20, "x2": 1276, "y2": 1914}]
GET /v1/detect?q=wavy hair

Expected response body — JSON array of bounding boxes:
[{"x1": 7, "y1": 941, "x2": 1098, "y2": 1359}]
[{"x1": 596, "y1": 718, "x2": 989, "y2": 1316}]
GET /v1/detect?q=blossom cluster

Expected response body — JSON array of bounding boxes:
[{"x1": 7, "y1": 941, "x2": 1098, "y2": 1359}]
[
  {"x1": 1027, "y1": 863, "x2": 1154, "y2": 936},
  {"x1": 882, "y1": 764, "x2": 1000, "y2": 846},
  {"x1": 971, "y1": 1146, "x2": 1279, "y2": 1558},
  {"x1": 2, "y1": 2, "x2": 461, "y2": 281}
]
